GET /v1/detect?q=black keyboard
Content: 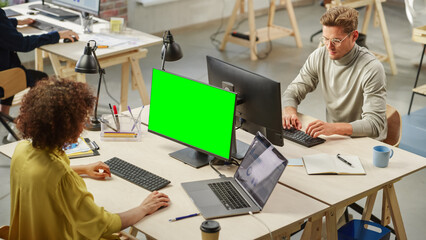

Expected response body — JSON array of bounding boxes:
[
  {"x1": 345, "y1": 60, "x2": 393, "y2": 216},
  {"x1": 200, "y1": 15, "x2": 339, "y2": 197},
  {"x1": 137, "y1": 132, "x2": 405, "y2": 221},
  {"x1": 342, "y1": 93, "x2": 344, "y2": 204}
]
[
  {"x1": 104, "y1": 157, "x2": 170, "y2": 192},
  {"x1": 29, "y1": 4, "x2": 79, "y2": 19},
  {"x1": 208, "y1": 181, "x2": 250, "y2": 210},
  {"x1": 29, "y1": 19, "x2": 69, "y2": 32},
  {"x1": 282, "y1": 128, "x2": 325, "y2": 147}
]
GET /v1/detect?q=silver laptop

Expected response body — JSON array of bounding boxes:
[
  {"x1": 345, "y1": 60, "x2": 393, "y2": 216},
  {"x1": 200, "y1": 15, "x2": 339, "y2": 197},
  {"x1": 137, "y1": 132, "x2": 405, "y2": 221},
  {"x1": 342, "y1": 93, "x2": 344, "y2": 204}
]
[{"x1": 182, "y1": 132, "x2": 288, "y2": 219}]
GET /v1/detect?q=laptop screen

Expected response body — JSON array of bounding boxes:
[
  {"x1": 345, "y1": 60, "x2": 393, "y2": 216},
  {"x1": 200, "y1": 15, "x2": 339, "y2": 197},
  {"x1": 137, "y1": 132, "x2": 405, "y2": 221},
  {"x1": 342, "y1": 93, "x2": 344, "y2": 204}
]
[{"x1": 234, "y1": 133, "x2": 288, "y2": 208}]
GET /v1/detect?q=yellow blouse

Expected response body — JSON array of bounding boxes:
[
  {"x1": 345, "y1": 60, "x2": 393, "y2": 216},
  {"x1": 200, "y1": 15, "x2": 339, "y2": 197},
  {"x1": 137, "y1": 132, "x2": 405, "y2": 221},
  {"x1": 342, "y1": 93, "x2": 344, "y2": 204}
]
[{"x1": 9, "y1": 140, "x2": 121, "y2": 240}]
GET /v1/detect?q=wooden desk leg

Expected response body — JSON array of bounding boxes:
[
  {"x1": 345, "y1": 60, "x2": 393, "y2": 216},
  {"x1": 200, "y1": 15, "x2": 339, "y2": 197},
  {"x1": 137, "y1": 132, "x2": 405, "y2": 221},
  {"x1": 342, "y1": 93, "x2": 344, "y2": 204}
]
[
  {"x1": 325, "y1": 208, "x2": 338, "y2": 240},
  {"x1": 285, "y1": 0, "x2": 303, "y2": 48},
  {"x1": 361, "y1": 192, "x2": 377, "y2": 221},
  {"x1": 360, "y1": 2, "x2": 373, "y2": 34},
  {"x1": 384, "y1": 183, "x2": 407, "y2": 240},
  {"x1": 120, "y1": 61, "x2": 130, "y2": 112},
  {"x1": 301, "y1": 213, "x2": 323, "y2": 240},
  {"x1": 374, "y1": 0, "x2": 397, "y2": 75},
  {"x1": 129, "y1": 226, "x2": 138, "y2": 237},
  {"x1": 219, "y1": 0, "x2": 241, "y2": 51},
  {"x1": 35, "y1": 49, "x2": 44, "y2": 71},
  {"x1": 381, "y1": 190, "x2": 391, "y2": 226},
  {"x1": 48, "y1": 53, "x2": 62, "y2": 77},
  {"x1": 247, "y1": 0, "x2": 258, "y2": 60},
  {"x1": 130, "y1": 57, "x2": 150, "y2": 106}
]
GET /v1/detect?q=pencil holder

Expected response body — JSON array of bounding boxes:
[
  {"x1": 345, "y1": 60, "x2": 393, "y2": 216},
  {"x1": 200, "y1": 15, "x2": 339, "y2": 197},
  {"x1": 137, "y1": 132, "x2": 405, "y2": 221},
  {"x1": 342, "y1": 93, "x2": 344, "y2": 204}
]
[{"x1": 100, "y1": 114, "x2": 141, "y2": 142}]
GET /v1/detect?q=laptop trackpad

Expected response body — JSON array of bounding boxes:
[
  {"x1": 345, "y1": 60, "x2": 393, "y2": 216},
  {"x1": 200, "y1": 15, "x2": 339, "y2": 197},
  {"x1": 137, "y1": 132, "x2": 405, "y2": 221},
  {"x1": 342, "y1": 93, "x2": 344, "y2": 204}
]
[{"x1": 192, "y1": 189, "x2": 222, "y2": 208}]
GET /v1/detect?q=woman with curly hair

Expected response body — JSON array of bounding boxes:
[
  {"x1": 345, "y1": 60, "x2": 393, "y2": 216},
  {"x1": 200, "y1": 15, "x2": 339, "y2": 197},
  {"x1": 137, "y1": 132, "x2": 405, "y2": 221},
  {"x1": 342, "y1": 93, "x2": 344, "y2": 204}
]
[{"x1": 9, "y1": 78, "x2": 170, "y2": 239}]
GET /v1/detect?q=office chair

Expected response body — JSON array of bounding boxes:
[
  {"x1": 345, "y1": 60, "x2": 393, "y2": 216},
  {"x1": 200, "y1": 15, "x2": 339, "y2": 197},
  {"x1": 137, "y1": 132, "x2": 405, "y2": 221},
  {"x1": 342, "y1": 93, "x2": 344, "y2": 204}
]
[
  {"x1": 344, "y1": 104, "x2": 401, "y2": 235},
  {"x1": 0, "y1": 225, "x2": 9, "y2": 240},
  {"x1": 383, "y1": 104, "x2": 402, "y2": 147},
  {"x1": 0, "y1": 67, "x2": 28, "y2": 141}
]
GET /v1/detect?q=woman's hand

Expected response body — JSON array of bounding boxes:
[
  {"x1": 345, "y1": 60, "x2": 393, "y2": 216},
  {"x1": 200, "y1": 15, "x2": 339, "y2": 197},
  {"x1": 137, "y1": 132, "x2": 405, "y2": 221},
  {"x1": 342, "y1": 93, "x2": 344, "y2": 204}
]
[
  {"x1": 140, "y1": 191, "x2": 170, "y2": 215},
  {"x1": 72, "y1": 161, "x2": 111, "y2": 179}
]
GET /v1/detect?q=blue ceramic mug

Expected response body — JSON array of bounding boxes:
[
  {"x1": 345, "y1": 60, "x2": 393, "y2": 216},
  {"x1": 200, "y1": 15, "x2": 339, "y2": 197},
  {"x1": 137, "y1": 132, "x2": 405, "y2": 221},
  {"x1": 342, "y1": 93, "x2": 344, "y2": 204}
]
[{"x1": 373, "y1": 146, "x2": 394, "y2": 168}]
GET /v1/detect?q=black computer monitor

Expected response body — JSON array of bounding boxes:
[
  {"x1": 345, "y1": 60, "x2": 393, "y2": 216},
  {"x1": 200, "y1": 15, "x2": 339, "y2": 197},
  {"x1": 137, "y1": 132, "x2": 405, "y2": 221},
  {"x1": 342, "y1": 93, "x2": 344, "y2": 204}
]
[
  {"x1": 53, "y1": 0, "x2": 100, "y2": 16},
  {"x1": 148, "y1": 69, "x2": 237, "y2": 168},
  {"x1": 207, "y1": 56, "x2": 284, "y2": 148}
]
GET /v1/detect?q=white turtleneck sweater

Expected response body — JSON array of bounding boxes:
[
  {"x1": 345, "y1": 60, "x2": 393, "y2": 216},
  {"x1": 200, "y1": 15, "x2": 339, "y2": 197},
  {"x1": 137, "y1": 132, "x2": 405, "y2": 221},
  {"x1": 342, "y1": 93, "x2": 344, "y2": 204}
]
[{"x1": 282, "y1": 44, "x2": 387, "y2": 141}]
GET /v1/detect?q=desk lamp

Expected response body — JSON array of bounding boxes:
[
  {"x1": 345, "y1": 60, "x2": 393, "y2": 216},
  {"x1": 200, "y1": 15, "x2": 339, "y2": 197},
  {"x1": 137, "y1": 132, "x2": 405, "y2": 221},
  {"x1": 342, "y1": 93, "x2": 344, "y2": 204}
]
[
  {"x1": 161, "y1": 30, "x2": 183, "y2": 70},
  {"x1": 75, "y1": 40, "x2": 104, "y2": 131}
]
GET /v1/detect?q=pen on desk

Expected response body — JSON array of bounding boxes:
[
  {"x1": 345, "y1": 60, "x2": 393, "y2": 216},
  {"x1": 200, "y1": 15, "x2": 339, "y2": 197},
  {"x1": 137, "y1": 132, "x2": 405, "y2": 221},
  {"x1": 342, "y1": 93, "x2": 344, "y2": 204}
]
[
  {"x1": 337, "y1": 154, "x2": 353, "y2": 167},
  {"x1": 113, "y1": 105, "x2": 120, "y2": 132},
  {"x1": 131, "y1": 105, "x2": 144, "y2": 131},
  {"x1": 169, "y1": 213, "x2": 200, "y2": 222},
  {"x1": 108, "y1": 104, "x2": 118, "y2": 131},
  {"x1": 97, "y1": 45, "x2": 109, "y2": 48}
]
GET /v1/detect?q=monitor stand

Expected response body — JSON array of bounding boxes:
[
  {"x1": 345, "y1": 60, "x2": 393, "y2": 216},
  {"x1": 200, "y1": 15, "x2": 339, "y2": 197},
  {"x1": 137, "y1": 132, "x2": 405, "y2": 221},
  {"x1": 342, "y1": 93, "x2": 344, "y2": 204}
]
[
  {"x1": 169, "y1": 148, "x2": 214, "y2": 168},
  {"x1": 232, "y1": 139, "x2": 249, "y2": 160}
]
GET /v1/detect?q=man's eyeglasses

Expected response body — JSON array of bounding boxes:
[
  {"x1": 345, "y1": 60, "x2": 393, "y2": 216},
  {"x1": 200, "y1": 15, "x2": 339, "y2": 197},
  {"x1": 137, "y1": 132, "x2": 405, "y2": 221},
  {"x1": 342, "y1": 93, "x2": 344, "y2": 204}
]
[{"x1": 320, "y1": 31, "x2": 353, "y2": 47}]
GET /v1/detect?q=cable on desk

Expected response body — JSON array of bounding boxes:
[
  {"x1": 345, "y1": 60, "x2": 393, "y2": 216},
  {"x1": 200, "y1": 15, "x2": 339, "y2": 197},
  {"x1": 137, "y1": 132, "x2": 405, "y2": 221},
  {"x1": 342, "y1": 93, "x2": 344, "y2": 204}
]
[
  {"x1": 209, "y1": 159, "x2": 226, "y2": 178},
  {"x1": 249, "y1": 211, "x2": 273, "y2": 240},
  {"x1": 235, "y1": 117, "x2": 245, "y2": 130}
]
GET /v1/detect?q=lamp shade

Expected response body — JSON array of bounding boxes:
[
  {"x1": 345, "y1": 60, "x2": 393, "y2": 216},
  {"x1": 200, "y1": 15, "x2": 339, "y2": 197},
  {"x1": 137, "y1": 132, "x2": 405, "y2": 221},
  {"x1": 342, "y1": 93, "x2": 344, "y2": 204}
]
[
  {"x1": 162, "y1": 30, "x2": 183, "y2": 62},
  {"x1": 75, "y1": 43, "x2": 98, "y2": 74}
]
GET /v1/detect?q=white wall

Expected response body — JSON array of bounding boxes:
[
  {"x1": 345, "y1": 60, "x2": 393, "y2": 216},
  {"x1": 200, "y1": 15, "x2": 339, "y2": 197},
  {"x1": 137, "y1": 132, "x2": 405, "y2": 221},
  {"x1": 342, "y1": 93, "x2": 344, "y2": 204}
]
[{"x1": 127, "y1": 0, "x2": 273, "y2": 34}]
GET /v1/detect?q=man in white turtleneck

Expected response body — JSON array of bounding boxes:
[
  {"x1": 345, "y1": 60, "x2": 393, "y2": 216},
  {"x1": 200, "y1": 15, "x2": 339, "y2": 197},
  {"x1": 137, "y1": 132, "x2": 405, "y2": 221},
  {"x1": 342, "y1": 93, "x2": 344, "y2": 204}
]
[{"x1": 282, "y1": 6, "x2": 387, "y2": 141}]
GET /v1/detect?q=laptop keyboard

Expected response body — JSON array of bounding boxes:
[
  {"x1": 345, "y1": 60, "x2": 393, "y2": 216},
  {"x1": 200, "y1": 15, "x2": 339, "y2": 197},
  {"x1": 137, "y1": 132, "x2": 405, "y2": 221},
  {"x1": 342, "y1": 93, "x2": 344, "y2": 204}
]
[
  {"x1": 29, "y1": 19, "x2": 69, "y2": 32},
  {"x1": 104, "y1": 157, "x2": 170, "y2": 191},
  {"x1": 208, "y1": 181, "x2": 250, "y2": 210},
  {"x1": 282, "y1": 128, "x2": 325, "y2": 147},
  {"x1": 4, "y1": 9, "x2": 21, "y2": 17}
]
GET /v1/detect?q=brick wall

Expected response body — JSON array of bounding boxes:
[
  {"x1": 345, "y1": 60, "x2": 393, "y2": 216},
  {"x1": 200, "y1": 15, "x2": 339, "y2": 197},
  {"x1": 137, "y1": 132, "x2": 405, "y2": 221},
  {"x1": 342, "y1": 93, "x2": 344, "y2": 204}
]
[{"x1": 99, "y1": 0, "x2": 128, "y2": 21}]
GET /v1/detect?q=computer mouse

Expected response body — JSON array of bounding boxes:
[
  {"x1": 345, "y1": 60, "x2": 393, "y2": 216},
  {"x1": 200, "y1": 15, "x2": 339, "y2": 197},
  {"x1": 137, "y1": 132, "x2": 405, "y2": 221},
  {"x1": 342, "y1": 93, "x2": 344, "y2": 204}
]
[{"x1": 64, "y1": 37, "x2": 78, "y2": 43}]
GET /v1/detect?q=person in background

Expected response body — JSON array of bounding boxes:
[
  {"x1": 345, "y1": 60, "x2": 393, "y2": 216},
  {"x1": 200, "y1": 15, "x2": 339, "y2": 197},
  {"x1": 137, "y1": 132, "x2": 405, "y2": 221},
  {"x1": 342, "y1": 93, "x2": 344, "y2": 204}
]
[
  {"x1": 9, "y1": 78, "x2": 170, "y2": 239},
  {"x1": 0, "y1": 8, "x2": 78, "y2": 116},
  {"x1": 282, "y1": 6, "x2": 387, "y2": 141}
]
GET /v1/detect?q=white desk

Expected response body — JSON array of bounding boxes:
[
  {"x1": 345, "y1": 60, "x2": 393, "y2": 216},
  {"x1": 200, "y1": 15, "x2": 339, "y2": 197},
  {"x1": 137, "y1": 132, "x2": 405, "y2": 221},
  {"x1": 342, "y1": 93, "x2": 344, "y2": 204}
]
[
  {"x1": 8, "y1": 2, "x2": 162, "y2": 111},
  {"x1": 136, "y1": 104, "x2": 426, "y2": 239},
  {"x1": 234, "y1": 113, "x2": 426, "y2": 240},
  {"x1": 0, "y1": 126, "x2": 330, "y2": 240}
]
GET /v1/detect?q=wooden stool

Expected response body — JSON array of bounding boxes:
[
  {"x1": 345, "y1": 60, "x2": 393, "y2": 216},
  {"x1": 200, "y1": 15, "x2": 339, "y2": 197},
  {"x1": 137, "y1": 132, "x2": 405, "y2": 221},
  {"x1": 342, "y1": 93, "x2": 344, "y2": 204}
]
[
  {"x1": 326, "y1": 0, "x2": 398, "y2": 75},
  {"x1": 220, "y1": 0, "x2": 303, "y2": 60},
  {"x1": 408, "y1": 26, "x2": 426, "y2": 114}
]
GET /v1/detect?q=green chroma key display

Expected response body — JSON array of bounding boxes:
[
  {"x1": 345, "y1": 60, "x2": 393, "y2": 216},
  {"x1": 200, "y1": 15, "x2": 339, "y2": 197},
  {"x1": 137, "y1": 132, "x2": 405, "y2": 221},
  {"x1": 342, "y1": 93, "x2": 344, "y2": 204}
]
[{"x1": 149, "y1": 69, "x2": 237, "y2": 160}]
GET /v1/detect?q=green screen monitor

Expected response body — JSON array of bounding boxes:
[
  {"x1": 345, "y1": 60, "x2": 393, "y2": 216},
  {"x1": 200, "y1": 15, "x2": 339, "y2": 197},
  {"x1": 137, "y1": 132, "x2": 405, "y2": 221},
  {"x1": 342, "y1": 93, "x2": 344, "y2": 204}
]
[{"x1": 148, "y1": 69, "x2": 237, "y2": 168}]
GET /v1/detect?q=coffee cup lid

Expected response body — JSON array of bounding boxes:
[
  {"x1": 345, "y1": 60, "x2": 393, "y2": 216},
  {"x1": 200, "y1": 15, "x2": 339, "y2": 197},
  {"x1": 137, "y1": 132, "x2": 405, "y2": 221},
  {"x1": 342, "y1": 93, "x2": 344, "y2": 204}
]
[{"x1": 200, "y1": 220, "x2": 221, "y2": 233}]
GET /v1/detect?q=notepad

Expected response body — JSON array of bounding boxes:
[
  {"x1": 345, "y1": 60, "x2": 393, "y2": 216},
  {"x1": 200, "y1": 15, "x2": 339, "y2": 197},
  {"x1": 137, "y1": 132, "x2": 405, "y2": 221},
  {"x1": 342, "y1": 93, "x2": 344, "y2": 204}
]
[
  {"x1": 65, "y1": 137, "x2": 99, "y2": 159},
  {"x1": 302, "y1": 153, "x2": 365, "y2": 175}
]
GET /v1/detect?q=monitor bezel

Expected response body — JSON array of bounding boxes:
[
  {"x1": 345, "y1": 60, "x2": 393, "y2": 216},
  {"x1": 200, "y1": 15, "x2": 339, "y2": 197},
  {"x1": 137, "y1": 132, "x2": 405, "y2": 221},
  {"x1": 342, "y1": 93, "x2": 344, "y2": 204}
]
[
  {"x1": 52, "y1": 0, "x2": 100, "y2": 16},
  {"x1": 148, "y1": 69, "x2": 238, "y2": 163}
]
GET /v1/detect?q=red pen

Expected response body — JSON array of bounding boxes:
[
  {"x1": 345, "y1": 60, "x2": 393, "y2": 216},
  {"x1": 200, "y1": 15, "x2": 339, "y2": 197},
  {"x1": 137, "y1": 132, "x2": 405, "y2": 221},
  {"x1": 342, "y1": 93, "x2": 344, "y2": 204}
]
[{"x1": 113, "y1": 105, "x2": 120, "y2": 132}]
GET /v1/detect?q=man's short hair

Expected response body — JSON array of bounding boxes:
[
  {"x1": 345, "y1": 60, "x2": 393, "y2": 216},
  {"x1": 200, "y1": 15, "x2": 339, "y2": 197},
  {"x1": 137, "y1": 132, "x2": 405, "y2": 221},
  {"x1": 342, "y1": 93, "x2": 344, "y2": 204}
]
[{"x1": 320, "y1": 6, "x2": 358, "y2": 34}]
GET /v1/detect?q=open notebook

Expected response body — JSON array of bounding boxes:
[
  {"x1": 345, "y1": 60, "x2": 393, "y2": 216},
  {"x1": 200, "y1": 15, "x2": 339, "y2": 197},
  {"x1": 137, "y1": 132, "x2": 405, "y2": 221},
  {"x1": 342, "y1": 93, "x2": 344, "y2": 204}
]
[{"x1": 302, "y1": 153, "x2": 365, "y2": 175}]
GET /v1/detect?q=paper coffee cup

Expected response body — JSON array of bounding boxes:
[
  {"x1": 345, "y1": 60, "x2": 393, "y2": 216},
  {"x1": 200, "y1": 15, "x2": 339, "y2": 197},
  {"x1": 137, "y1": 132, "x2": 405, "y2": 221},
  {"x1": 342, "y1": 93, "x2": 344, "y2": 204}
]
[{"x1": 200, "y1": 220, "x2": 220, "y2": 240}]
